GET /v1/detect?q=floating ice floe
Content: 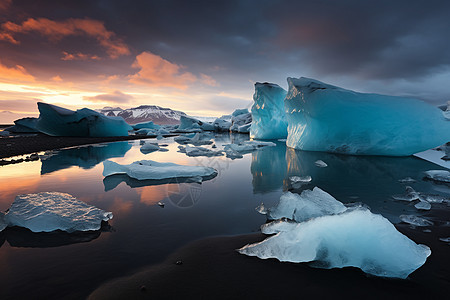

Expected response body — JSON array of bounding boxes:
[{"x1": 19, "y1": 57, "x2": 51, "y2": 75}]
[
  {"x1": 398, "y1": 177, "x2": 416, "y2": 183},
  {"x1": 229, "y1": 109, "x2": 252, "y2": 133},
  {"x1": 140, "y1": 142, "x2": 168, "y2": 154},
  {"x1": 414, "y1": 201, "x2": 431, "y2": 210},
  {"x1": 35, "y1": 102, "x2": 132, "y2": 137},
  {"x1": 314, "y1": 160, "x2": 328, "y2": 167},
  {"x1": 439, "y1": 237, "x2": 450, "y2": 243},
  {"x1": 103, "y1": 160, "x2": 217, "y2": 181},
  {"x1": 424, "y1": 170, "x2": 450, "y2": 183},
  {"x1": 239, "y1": 207, "x2": 431, "y2": 279},
  {"x1": 174, "y1": 133, "x2": 213, "y2": 146},
  {"x1": 177, "y1": 115, "x2": 215, "y2": 132},
  {"x1": 3, "y1": 192, "x2": 112, "y2": 232},
  {"x1": 132, "y1": 121, "x2": 161, "y2": 131},
  {"x1": 284, "y1": 77, "x2": 450, "y2": 156},
  {"x1": 178, "y1": 145, "x2": 223, "y2": 157},
  {"x1": 260, "y1": 188, "x2": 347, "y2": 222},
  {"x1": 392, "y1": 186, "x2": 420, "y2": 202},
  {"x1": 223, "y1": 140, "x2": 276, "y2": 159},
  {"x1": 250, "y1": 82, "x2": 288, "y2": 139},
  {"x1": 399, "y1": 215, "x2": 434, "y2": 227}
]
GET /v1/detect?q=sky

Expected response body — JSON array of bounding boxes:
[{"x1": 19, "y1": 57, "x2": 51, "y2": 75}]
[{"x1": 1, "y1": 0, "x2": 450, "y2": 123}]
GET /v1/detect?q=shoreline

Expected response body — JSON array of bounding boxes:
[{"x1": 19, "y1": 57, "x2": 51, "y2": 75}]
[
  {"x1": 88, "y1": 224, "x2": 449, "y2": 299},
  {"x1": 0, "y1": 134, "x2": 177, "y2": 159}
]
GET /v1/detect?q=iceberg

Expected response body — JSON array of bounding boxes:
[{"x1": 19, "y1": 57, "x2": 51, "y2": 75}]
[
  {"x1": 284, "y1": 77, "x2": 450, "y2": 156},
  {"x1": 250, "y1": 82, "x2": 288, "y2": 139},
  {"x1": 36, "y1": 102, "x2": 132, "y2": 137},
  {"x1": 132, "y1": 121, "x2": 161, "y2": 130},
  {"x1": 4, "y1": 192, "x2": 112, "y2": 232},
  {"x1": 213, "y1": 115, "x2": 232, "y2": 131},
  {"x1": 229, "y1": 109, "x2": 252, "y2": 132},
  {"x1": 103, "y1": 160, "x2": 217, "y2": 181},
  {"x1": 424, "y1": 170, "x2": 450, "y2": 183},
  {"x1": 261, "y1": 188, "x2": 347, "y2": 222},
  {"x1": 239, "y1": 207, "x2": 431, "y2": 279},
  {"x1": 5, "y1": 117, "x2": 39, "y2": 133},
  {"x1": 178, "y1": 115, "x2": 215, "y2": 131}
]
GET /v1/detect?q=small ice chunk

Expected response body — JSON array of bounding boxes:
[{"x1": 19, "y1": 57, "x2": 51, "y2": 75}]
[
  {"x1": 103, "y1": 160, "x2": 217, "y2": 181},
  {"x1": 392, "y1": 186, "x2": 420, "y2": 202},
  {"x1": 399, "y1": 177, "x2": 416, "y2": 183},
  {"x1": 414, "y1": 201, "x2": 431, "y2": 211},
  {"x1": 4, "y1": 192, "x2": 112, "y2": 232},
  {"x1": 399, "y1": 215, "x2": 434, "y2": 227},
  {"x1": 314, "y1": 160, "x2": 328, "y2": 167},
  {"x1": 264, "y1": 188, "x2": 347, "y2": 222},
  {"x1": 223, "y1": 140, "x2": 276, "y2": 153},
  {"x1": 182, "y1": 145, "x2": 223, "y2": 157},
  {"x1": 419, "y1": 194, "x2": 448, "y2": 203},
  {"x1": 289, "y1": 176, "x2": 312, "y2": 183},
  {"x1": 439, "y1": 237, "x2": 450, "y2": 243},
  {"x1": 225, "y1": 150, "x2": 244, "y2": 159},
  {"x1": 140, "y1": 142, "x2": 161, "y2": 153},
  {"x1": 239, "y1": 208, "x2": 431, "y2": 279},
  {"x1": 424, "y1": 170, "x2": 450, "y2": 183},
  {"x1": 157, "y1": 201, "x2": 165, "y2": 207},
  {"x1": 255, "y1": 203, "x2": 267, "y2": 214}
]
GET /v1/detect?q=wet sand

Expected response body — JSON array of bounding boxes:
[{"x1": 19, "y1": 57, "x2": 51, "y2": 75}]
[
  {"x1": 89, "y1": 224, "x2": 449, "y2": 300},
  {"x1": 0, "y1": 134, "x2": 176, "y2": 159}
]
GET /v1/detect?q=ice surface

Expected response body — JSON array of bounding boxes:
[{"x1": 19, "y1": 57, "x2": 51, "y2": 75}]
[
  {"x1": 424, "y1": 170, "x2": 450, "y2": 183},
  {"x1": 36, "y1": 102, "x2": 132, "y2": 137},
  {"x1": 103, "y1": 160, "x2": 217, "y2": 181},
  {"x1": 132, "y1": 121, "x2": 161, "y2": 130},
  {"x1": 0, "y1": 212, "x2": 7, "y2": 232},
  {"x1": 250, "y1": 82, "x2": 288, "y2": 139},
  {"x1": 263, "y1": 188, "x2": 347, "y2": 222},
  {"x1": 284, "y1": 77, "x2": 450, "y2": 156},
  {"x1": 4, "y1": 192, "x2": 112, "y2": 232},
  {"x1": 178, "y1": 145, "x2": 223, "y2": 157},
  {"x1": 399, "y1": 215, "x2": 434, "y2": 226},
  {"x1": 314, "y1": 160, "x2": 328, "y2": 167},
  {"x1": 178, "y1": 115, "x2": 215, "y2": 131},
  {"x1": 229, "y1": 109, "x2": 252, "y2": 132},
  {"x1": 239, "y1": 207, "x2": 431, "y2": 279},
  {"x1": 414, "y1": 201, "x2": 431, "y2": 210}
]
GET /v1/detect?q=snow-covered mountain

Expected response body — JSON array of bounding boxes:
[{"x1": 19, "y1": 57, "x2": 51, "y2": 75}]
[{"x1": 97, "y1": 105, "x2": 186, "y2": 125}]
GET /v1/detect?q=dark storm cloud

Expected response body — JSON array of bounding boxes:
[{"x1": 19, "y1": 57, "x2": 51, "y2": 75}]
[{"x1": 2, "y1": 0, "x2": 450, "y2": 98}]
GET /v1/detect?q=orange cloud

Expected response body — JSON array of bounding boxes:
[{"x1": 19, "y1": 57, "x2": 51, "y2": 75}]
[
  {"x1": 129, "y1": 51, "x2": 197, "y2": 89},
  {"x1": 0, "y1": 17, "x2": 130, "y2": 58},
  {"x1": 200, "y1": 73, "x2": 219, "y2": 86},
  {"x1": 61, "y1": 51, "x2": 100, "y2": 61},
  {"x1": 0, "y1": 60, "x2": 35, "y2": 83},
  {"x1": 84, "y1": 90, "x2": 133, "y2": 103}
]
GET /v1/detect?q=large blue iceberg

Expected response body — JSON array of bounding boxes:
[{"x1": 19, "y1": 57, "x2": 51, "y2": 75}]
[
  {"x1": 250, "y1": 82, "x2": 288, "y2": 139},
  {"x1": 36, "y1": 102, "x2": 132, "y2": 137},
  {"x1": 284, "y1": 78, "x2": 450, "y2": 156}
]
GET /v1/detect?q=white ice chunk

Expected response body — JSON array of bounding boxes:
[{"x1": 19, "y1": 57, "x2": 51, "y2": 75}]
[
  {"x1": 439, "y1": 237, "x2": 450, "y2": 243},
  {"x1": 239, "y1": 208, "x2": 431, "y2": 279},
  {"x1": 181, "y1": 145, "x2": 223, "y2": 157},
  {"x1": 213, "y1": 115, "x2": 232, "y2": 132},
  {"x1": 250, "y1": 82, "x2": 288, "y2": 139},
  {"x1": 36, "y1": 102, "x2": 132, "y2": 137},
  {"x1": 223, "y1": 140, "x2": 276, "y2": 153},
  {"x1": 264, "y1": 188, "x2": 347, "y2": 222},
  {"x1": 103, "y1": 160, "x2": 217, "y2": 180},
  {"x1": 415, "y1": 201, "x2": 431, "y2": 210},
  {"x1": 289, "y1": 175, "x2": 312, "y2": 183},
  {"x1": 284, "y1": 77, "x2": 450, "y2": 156},
  {"x1": 392, "y1": 186, "x2": 420, "y2": 202},
  {"x1": 4, "y1": 192, "x2": 112, "y2": 232},
  {"x1": 399, "y1": 215, "x2": 434, "y2": 226},
  {"x1": 314, "y1": 160, "x2": 328, "y2": 167},
  {"x1": 424, "y1": 170, "x2": 450, "y2": 183},
  {"x1": 230, "y1": 109, "x2": 252, "y2": 132},
  {"x1": 398, "y1": 177, "x2": 416, "y2": 183}
]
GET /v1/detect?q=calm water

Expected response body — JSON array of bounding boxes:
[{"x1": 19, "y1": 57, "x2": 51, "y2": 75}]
[{"x1": 0, "y1": 133, "x2": 449, "y2": 299}]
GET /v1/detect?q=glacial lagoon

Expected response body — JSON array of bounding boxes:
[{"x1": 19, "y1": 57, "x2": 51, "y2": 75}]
[{"x1": 0, "y1": 133, "x2": 449, "y2": 298}]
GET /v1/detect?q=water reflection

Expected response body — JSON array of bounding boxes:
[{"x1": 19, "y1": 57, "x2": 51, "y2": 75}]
[
  {"x1": 40, "y1": 142, "x2": 132, "y2": 175},
  {"x1": 251, "y1": 141, "x2": 287, "y2": 193},
  {"x1": 252, "y1": 146, "x2": 450, "y2": 222},
  {"x1": 0, "y1": 225, "x2": 111, "y2": 248}
]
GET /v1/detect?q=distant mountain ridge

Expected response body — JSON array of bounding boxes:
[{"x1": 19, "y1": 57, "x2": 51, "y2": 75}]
[{"x1": 97, "y1": 105, "x2": 187, "y2": 125}]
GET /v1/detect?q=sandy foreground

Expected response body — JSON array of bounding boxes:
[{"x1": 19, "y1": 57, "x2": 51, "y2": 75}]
[
  {"x1": 0, "y1": 134, "x2": 175, "y2": 159},
  {"x1": 88, "y1": 224, "x2": 449, "y2": 300}
]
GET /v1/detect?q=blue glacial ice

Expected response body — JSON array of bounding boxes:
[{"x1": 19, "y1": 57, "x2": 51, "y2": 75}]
[
  {"x1": 4, "y1": 192, "x2": 112, "y2": 232},
  {"x1": 132, "y1": 121, "x2": 161, "y2": 130},
  {"x1": 103, "y1": 160, "x2": 217, "y2": 181},
  {"x1": 5, "y1": 117, "x2": 39, "y2": 133},
  {"x1": 284, "y1": 77, "x2": 450, "y2": 156},
  {"x1": 230, "y1": 109, "x2": 252, "y2": 132},
  {"x1": 178, "y1": 115, "x2": 215, "y2": 131},
  {"x1": 259, "y1": 187, "x2": 347, "y2": 222},
  {"x1": 250, "y1": 82, "x2": 288, "y2": 140},
  {"x1": 35, "y1": 102, "x2": 132, "y2": 137},
  {"x1": 239, "y1": 206, "x2": 431, "y2": 279},
  {"x1": 424, "y1": 170, "x2": 450, "y2": 183}
]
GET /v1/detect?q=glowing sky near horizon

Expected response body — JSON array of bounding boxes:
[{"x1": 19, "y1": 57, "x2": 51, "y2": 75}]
[{"x1": 1, "y1": 0, "x2": 450, "y2": 123}]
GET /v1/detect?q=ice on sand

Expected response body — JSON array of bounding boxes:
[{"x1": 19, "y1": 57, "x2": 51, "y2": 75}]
[
  {"x1": 424, "y1": 170, "x2": 450, "y2": 183},
  {"x1": 239, "y1": 207, "x2": 431, "y2": 279},
  {"x1": 4, "y1": 192, "x2": 112, "y2": 232},
  {"x1": 284, "y1": 77, "x2": 450, "y2": 156},
  {"x1": 103, "y1": 160, "x2": 217, "y2": 181},
  {"x1": 399, "y1": 215, "x2": 434, "y2": 226}
]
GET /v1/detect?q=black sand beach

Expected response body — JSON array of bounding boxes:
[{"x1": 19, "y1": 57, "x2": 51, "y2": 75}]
[{"x1": 89, "y1": 224, "x2": 449, "y2": 300}]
